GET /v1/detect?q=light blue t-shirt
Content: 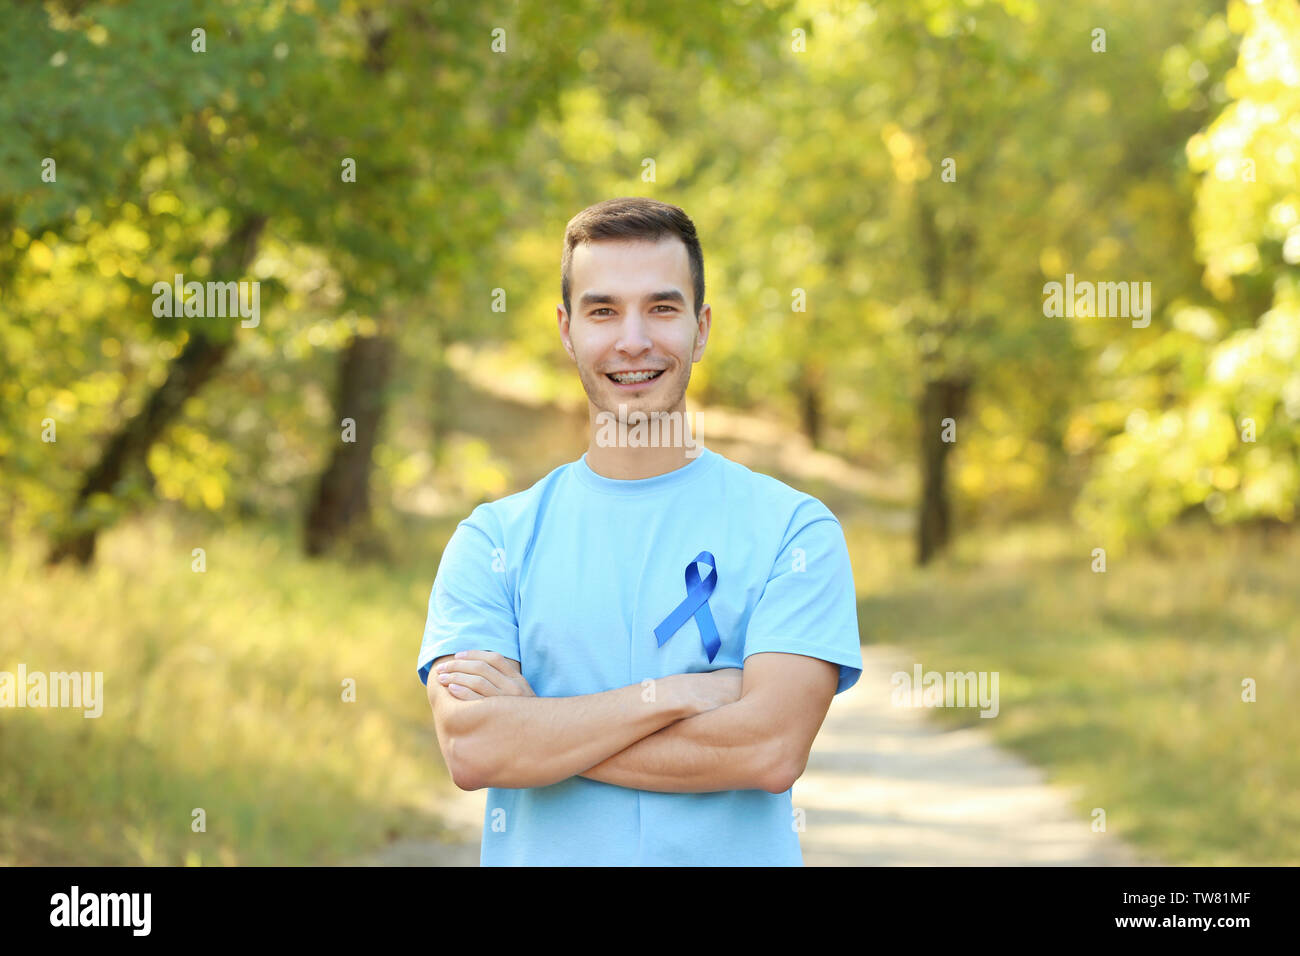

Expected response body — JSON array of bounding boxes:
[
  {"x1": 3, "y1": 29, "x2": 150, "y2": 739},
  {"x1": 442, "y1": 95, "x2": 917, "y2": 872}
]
[{"x1": 417, "y1": 445, "x2": 863, "y2": 866}]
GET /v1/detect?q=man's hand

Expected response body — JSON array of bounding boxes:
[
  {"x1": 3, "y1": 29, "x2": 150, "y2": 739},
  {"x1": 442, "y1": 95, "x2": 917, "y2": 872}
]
[
  {"x1": 433, "y1": 653, "x2": 743, "y2": 713},
  {"x1": 436, "y1": 653, "x2": 743, "y2": 715},
  {"x1": 432, "y1": 650, "x2": 536, "y2": 700}
]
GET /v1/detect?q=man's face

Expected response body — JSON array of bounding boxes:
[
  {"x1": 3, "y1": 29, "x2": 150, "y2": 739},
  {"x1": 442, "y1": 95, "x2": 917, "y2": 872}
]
[{"x1": 558, "y1": 237, "x2": 710, "y2": 419}]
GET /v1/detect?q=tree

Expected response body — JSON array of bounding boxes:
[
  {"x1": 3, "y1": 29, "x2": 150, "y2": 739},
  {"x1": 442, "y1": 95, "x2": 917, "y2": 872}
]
[{"x1": 1076, "y1": 0, "x2": 1300, "y2": 546}]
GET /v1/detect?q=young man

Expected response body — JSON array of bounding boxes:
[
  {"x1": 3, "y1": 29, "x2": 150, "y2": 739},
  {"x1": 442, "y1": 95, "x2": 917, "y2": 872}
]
[{"x1": 417, "y1": 196, "x2": 863, "y2": 866}]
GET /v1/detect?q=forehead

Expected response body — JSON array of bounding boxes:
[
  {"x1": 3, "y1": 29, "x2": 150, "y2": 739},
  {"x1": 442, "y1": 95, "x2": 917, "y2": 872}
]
[{"x1": 570, "y1": 237, "x2": 690, "y2": 295}]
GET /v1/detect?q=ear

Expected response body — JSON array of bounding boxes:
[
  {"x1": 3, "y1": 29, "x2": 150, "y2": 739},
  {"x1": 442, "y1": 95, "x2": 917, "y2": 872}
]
[
  {"x1": 557, "y1": 304, "x2": 577, "y2": 362},
  {"x1": 691, "y1": 303, "x2": 712, "y2": 362}
]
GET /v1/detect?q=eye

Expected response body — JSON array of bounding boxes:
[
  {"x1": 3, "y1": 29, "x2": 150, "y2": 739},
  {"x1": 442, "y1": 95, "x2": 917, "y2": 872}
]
[
  {"x1": 653, "y1": 304, "x2": 677, "y2": 312},
  {"x1": 590, "y1": 307, "x2": 614, "y2": 316}
]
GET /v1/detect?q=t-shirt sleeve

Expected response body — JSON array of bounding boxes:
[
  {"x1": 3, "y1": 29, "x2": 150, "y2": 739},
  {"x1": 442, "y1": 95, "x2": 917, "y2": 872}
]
[
  {"x1": 742, "y1": 500, "x2": 863, "y2": 695},
  {"x1": 416, "y1": 513, "x2": 521, "y2": 686}
]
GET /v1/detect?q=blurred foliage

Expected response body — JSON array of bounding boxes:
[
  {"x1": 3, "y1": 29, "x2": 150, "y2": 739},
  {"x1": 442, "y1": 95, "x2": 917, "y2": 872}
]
[
  {"x1": 1, "y1": 0, "x2": 1297, "y2": 869},
  {"x1": 0, "y1": 0, "x2": 1294, "y2": 548},
  {"x1": 492, "y1": 0, "x2": 1275, "y2": 543},
  {"x1": 0, "y1": 513, "x2": 465, "y2": 864},
  {"x1": 1076, "y1": 0, "x2": 1300, "y2": 546},
  {"x1": 0, "y1": 0, "x2": 787, "y2": 541}
]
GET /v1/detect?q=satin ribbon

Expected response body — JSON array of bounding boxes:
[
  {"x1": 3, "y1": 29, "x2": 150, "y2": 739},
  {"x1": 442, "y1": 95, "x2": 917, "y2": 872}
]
[{"x1": 653, "y1": 551, "x2": 720, "y2": 662}]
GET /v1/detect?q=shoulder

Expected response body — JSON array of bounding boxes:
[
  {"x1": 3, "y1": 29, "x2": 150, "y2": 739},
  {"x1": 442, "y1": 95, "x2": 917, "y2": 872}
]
[
  {"x1": 707, "y1": 448, "x2": 841, "y2": 532},
  {"x1": 436, "y1": 461, "x2": 575, "y2": 580}
]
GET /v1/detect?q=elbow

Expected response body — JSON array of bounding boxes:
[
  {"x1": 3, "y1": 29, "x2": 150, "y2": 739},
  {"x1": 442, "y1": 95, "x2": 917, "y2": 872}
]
[
  {"x1": 761, "y1": 764, "x2": 798, "y2": 795},
  {"x1": 451, "y1": 770, "x2": 485, "y2": 793},
  {"x1": 449, "y1": 733, "x2": 507, "y2": 792},
  {"x1": 437, "y1": 708, "x2": 492, "y2": 792},
  {"x1": 760, "y1": 741, "x2": 805, "y2": 794},
  {"x1": 445, "y1": 735, "x2": 486, "y2": 792}
]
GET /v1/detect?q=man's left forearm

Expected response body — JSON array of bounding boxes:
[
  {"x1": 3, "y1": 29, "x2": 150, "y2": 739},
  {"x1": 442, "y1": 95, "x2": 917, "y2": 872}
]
[{"x1": 578, "y1": 694, "x2": 788, "y2": 793}]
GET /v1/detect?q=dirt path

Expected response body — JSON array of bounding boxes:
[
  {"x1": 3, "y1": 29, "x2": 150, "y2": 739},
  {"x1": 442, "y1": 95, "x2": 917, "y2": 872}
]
[
  {"x1": 355, "y1": 644, "x2": 1154, "y2": 867},
  {"x1": 793, "y1": 645, "x2": 1155, "y2": 866}
]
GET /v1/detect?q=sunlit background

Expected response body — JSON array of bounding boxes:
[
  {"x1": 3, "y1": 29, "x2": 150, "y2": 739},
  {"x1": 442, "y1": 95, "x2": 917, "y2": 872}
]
[{"x1": 1, "y1": 0, "x2": 1297, "y2": 864}]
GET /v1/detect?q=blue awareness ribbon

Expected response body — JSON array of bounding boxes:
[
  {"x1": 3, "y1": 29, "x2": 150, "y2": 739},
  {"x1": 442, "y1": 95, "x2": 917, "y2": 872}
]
[{"x1": 653, "y1": 551, "x2": 721, "y2": 662}]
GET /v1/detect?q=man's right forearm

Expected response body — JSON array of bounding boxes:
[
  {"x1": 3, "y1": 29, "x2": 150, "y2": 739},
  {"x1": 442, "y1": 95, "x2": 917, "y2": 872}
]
[{"x1": 446, "y1": 678, "x2": 699, "y2": 790}]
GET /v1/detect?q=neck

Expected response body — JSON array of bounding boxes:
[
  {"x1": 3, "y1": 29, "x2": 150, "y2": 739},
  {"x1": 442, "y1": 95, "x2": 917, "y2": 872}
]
[{"x1": 583, "y1": 401, "x2": 699, "y2": 479}]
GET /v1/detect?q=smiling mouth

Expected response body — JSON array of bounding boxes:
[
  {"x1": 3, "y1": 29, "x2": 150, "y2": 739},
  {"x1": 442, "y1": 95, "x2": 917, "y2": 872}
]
[{"x1": 606, "y1": 369, "x2": 665, "y2": 385}]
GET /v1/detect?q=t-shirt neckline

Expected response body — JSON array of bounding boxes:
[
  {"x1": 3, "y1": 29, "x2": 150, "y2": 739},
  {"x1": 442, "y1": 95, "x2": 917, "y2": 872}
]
[{"x1": 573, "y1": 446, "x2": 719, "y2": 496}]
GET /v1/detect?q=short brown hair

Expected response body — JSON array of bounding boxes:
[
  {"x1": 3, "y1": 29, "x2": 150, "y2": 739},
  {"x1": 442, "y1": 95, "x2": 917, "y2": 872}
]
[{"x1": 561, "y1": 197, "x2": 705, "y2": 318}]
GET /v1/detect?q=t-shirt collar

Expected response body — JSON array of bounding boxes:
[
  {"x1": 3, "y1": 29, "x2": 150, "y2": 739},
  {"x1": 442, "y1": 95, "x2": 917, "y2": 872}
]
[{"x1": 573, "y1": 446, "x2": 718, "y2": 495}]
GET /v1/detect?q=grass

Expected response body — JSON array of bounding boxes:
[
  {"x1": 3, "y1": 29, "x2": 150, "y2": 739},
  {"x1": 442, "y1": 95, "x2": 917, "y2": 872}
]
[
  {"x1": 2, "y1": 502, "x2": 1297, "y2": 864},
  {"x1": 845, "y1": 515, "x2": 1300, "y2": 866},
  {"x1": 0, "y1": 510, "x2": 466, "y2": 865}
]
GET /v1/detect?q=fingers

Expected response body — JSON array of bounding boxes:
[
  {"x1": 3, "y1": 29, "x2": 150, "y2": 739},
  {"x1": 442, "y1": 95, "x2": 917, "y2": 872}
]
[
  {"x1": 434, "y1": 665, "x2": 513, "y2": 696},
  {"x1": 446, "y1": 682, "x2": 484, "y2": 700},
  {"x1": 434, "y1": 656, "x2": 523, "y2": 696},
  {"x1": 453, "y1": 650, "x2": 521, "y2": 675}
]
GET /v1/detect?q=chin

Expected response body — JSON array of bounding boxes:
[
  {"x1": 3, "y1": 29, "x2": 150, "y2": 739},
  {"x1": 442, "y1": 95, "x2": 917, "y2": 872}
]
[{"x1": 582, "y1": 368, "x2": 690, "y2": 418}]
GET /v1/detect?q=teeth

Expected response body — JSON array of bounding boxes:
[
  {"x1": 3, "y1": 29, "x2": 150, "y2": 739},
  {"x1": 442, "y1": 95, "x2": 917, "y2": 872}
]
[{"x1": 610, "y1": 370, "x2": 661, "y2": 383}]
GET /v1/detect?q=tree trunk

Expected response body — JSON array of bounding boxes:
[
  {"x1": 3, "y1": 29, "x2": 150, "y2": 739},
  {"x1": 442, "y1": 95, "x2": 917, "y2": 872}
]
[
  {"x1": 798, "y1": 380, "x2": 823, "y2": 450},
  {"x1": 46, "y1": 214, "x2": 266, "y2": 567},
  {"x1": 797, "y1": 362, "x2": 826, "y2": 449},
  {"x1": 916, "y1": 375, "x2": 972, "y2": 566},
  {"x1": 298, "y1": 15, "x2": 397, "y2": 560},
  {"x1": 429, "y1": 322, "x2": 452, "y2": 472},
  {"x1": 303, "y1": 332, "x2": 396, "y2": 557}
]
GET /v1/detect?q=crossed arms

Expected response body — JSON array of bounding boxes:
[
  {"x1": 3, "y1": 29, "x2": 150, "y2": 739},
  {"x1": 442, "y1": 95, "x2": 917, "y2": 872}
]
[{"x1": 424, "y1": 650, "x2": 839, "y2": 795}]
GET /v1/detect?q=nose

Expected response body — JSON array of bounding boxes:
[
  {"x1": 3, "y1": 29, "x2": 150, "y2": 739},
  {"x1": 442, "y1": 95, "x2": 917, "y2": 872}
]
[{"x1": 614, "y1": 308, "x2": 653, "y2": 357}]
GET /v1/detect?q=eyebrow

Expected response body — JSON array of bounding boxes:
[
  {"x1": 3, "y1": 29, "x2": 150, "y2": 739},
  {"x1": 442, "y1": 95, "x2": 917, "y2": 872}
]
[{"x1": 578, "y1": 289, "x2": 687, "y2": 309}]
